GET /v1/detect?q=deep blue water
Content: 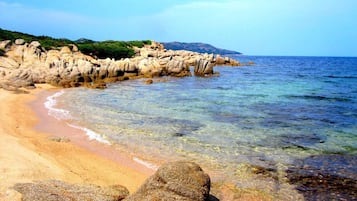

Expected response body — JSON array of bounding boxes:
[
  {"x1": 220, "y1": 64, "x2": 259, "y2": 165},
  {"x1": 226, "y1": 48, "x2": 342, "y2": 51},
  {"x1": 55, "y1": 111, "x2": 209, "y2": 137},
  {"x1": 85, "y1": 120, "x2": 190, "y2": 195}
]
[{"x1": 53, "y1": 56, "x2": 357, "y2": 198}]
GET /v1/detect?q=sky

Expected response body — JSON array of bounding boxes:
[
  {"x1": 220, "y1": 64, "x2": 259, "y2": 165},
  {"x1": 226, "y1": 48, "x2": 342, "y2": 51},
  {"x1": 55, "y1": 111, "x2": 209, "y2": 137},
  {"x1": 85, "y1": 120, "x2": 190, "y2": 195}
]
[{"x1": 0, "y1": 0, "x2": 356, "y2": 56}]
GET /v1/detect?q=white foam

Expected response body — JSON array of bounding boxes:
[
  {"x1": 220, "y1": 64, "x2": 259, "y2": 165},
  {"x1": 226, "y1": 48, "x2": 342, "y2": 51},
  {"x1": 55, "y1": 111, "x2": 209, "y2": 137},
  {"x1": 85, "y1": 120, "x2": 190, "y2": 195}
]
[
  {"x1": 44, "y1": 90, "x2": 72, "y2": 120},
  {"x1": 67, "y1": 123, "x2": 111, "y2": 145},
  {"x1": 133, "y1": 157, "x2": 159, "y2": 170}
]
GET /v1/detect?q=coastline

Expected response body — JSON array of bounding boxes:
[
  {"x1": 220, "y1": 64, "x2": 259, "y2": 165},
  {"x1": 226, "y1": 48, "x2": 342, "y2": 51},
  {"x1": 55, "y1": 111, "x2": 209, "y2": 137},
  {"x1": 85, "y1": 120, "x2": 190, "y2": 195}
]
[
  {"x1": 31, "y1": 87, "x2": 156, "y2": 176},
  {"x1": 0, "y1": 84, "x2": 276, "y2": 201},
  {"x1": 0, "y1": 84, "x2": 151, "y2": 201}
]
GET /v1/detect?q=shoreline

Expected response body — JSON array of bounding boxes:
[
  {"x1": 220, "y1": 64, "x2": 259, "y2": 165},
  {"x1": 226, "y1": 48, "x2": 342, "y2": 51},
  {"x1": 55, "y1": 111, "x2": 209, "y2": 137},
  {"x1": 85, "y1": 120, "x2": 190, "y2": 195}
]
[
  {"x1": 0, "y1": 84, "x2": 151, "y2": 200},
  {"x1": 30, "y1": 88, "x2": 156, "y2": 176}
]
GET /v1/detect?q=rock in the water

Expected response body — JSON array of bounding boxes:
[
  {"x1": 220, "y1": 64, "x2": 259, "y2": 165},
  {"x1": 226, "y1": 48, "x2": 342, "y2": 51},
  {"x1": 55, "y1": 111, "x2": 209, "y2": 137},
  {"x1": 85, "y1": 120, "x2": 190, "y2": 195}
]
[
  {"x1": 125, "y1": 161, "x2": 211, "y2": 201},
  {"x1": 194, "y1": 59, "x2": 214, "y2": 76},
  {"x1": 287, "y1": 154, "x2": 357, "y2": 201},
  {"x1": 14, "y1": 180, "x2": 129, "y2": 201},
  {"x1": 166, "y1": 59, "x2": 188, "y2": 75},
  {"x1": 144, "y1": 79, "x2": 154, "y2": 84}
]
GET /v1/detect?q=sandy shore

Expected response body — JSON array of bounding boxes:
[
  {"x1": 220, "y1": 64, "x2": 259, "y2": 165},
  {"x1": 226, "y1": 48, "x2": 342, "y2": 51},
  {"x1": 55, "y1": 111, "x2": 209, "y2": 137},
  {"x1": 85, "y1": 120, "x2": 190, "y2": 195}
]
[{"x1": 0, "y1": 85, "x2": 151, "y2": 201}]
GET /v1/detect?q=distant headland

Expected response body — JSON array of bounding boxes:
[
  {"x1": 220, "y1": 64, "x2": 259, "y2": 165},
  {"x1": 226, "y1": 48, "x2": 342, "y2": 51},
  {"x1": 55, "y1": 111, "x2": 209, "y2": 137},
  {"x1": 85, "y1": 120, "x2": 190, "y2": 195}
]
[{"x1": 162, "y1": 42, "x2": 242, "y2": 55}]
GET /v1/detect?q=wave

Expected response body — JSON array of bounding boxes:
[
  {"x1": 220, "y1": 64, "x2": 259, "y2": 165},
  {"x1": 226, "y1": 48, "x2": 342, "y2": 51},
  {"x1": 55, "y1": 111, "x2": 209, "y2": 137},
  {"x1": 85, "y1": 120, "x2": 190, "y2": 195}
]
[
  {"x1": 44, "y1": 90, "x2": 72, "y2": 120},
  {"x1": 67, "y1": 123, "x2": 111, "y2": 145},
  {"x1": 133, "y1": 157, "x2": 159, "y2": 170}
]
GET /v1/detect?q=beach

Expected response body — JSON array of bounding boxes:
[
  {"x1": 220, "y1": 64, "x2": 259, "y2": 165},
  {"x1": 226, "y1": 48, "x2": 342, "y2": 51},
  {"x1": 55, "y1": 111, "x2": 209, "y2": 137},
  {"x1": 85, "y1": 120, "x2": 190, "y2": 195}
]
[
  {"x1": 1, "y1": 55, "x2": 356, "y2": 201},
  {"x1": 0, "y1": 84, "x2": 151, "y2": 201}
]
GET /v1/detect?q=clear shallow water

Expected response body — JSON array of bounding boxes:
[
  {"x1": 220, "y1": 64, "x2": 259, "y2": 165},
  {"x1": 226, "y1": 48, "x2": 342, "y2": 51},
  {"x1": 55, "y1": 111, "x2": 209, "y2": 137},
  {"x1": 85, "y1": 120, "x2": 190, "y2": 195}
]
[{"x1": 53, "y1": 56, "x2": 357, "y2": 198}]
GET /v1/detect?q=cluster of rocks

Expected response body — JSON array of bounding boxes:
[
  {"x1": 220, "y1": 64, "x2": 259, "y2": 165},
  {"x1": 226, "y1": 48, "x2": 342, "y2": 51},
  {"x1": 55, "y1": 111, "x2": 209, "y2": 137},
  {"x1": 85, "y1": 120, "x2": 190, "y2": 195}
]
[
  {"x1": 0, "y1": 39, "x2": 241, "y2": 90},
  {"x1": 14, "y1": 161, "x2": 216, "y2": 201}
]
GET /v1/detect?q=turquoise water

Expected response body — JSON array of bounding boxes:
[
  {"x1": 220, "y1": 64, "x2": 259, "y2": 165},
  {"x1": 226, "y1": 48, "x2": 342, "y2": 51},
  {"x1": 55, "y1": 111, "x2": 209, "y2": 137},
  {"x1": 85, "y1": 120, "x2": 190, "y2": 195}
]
[{"x1": 53, "y1": 56, "x2": 357, "y2": 198}]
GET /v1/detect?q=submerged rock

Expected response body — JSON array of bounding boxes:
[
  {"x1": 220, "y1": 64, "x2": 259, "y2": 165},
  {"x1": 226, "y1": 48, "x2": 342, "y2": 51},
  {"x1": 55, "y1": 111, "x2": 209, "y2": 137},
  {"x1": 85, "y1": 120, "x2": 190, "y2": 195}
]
[
  {"x1": 286, "y1": 154, "x2": 357, "y2": 201},
  {"x1": 14, "y1": 180, "x2": 129, "y2": 201},
  {"x1": 125, "y1": 161, "x2": 211, "y2": 201}
]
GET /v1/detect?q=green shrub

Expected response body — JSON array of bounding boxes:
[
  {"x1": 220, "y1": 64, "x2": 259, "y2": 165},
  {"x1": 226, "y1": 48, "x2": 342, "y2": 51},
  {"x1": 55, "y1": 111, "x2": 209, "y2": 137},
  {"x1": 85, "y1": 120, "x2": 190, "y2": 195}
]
[
  {"x1": 78, "y1": 42, "x2": 135, "y2": 60},
  {"x1": 38, "y1": 36, "x2": 72, "y2": 49}
]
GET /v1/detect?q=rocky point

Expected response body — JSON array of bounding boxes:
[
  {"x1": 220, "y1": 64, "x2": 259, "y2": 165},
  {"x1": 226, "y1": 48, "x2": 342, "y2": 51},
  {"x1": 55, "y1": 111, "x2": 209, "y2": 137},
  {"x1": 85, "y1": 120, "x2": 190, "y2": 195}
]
[{"x1": 0, "y1": 40, "x2": 241, "y2": 90}]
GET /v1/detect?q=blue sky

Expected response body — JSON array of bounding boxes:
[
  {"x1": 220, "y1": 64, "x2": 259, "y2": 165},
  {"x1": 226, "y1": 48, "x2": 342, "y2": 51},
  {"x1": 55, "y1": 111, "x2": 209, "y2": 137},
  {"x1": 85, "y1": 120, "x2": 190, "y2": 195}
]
[{"x1": 0, "y1": 0, "x2": 356, "y2": 56}]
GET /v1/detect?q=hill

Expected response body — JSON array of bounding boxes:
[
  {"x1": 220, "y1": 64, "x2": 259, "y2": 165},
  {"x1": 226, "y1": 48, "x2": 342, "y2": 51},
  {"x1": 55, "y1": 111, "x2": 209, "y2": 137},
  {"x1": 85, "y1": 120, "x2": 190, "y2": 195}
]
[{"x1": 161, "y1": 42, "x2": 241, "y2": 55}]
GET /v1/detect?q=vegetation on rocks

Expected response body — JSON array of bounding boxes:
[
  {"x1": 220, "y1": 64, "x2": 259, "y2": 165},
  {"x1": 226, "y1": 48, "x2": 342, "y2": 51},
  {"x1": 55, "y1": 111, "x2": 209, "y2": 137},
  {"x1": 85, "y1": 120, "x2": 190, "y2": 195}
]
[
  {"x1": 0, "y1": 28, "x2": 151, "y2": 59},
  {"x1": 77, "y1": 40, "x2": 151, "y2": 60}
]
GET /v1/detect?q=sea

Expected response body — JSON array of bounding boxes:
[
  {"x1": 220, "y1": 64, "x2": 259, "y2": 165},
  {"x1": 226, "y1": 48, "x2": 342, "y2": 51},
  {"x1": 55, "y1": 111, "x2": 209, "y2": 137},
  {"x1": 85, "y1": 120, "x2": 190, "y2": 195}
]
[{"x1": 46, "y1": 56, "x2": 357, "y2": 200}]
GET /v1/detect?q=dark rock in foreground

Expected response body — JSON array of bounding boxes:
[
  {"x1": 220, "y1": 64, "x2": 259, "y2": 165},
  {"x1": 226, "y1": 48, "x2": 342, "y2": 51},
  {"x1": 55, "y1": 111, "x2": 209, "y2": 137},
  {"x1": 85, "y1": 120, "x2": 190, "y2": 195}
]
[
  {"x1": 124, "y1": 161, "x2": 211, "y2": 201},
  {"x1": 286, "y1": 154, "x2": 357, "y2": 201},
  {"x1": 14, "y1": 180, "x2": 129, "y2": 201}
]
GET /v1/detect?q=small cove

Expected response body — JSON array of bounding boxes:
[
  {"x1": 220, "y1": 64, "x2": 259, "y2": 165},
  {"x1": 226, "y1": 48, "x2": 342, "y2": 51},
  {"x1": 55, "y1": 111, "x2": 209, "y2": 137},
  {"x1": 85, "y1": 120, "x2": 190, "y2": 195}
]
[{"x1": 49, "y1": 56, "x2": 357, "y2": 200}]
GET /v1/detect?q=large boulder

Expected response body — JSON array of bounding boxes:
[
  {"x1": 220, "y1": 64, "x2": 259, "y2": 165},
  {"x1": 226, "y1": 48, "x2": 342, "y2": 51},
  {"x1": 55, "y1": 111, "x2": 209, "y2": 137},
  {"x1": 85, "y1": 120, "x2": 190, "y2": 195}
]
[
  {"x1": 138, "y1": 58, "x2": 162, "y2": 76},
  {"x1": 194, "y1": 59, "x2": 214, "y2": 76},
  {"x1": 166, "y1": 59, "x2": 189, "y2": 76},
  {"x1": 14, "y1": 180, "x2": 129, "y2": 201},
  {"x1": 116, "y1": 58, "x2": 137, "y2": 72},
  {"x1": 125, "y1": 161, "x2": 211, "y2": 201}
]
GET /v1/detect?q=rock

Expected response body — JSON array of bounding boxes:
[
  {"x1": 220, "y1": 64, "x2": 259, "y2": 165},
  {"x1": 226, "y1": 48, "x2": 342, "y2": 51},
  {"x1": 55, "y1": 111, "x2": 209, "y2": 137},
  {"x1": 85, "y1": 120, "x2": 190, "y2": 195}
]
[
  {"x1": 166, "y1": 59, "x2": 189, "y2": 75},
  {"x1": 14, "y1": 180, "x2": 129, "y2": 201},
  {"x1": 229, "y1": 59, "x2": 240, "y2": 66},
  {"x1": 138, "y1": 58, "x2": 162, "y2": 76},
  {"x1": 60, "y1": 46, "x2": 72, "y2": 55},
  {"x1": 29, "y1": 41, "x2": 41, "y2": 48},
  {"x1": 194, "y1": 59, "x2": 214, "y2": 76},
  {"x1": 0, "y1": 40, "x2": 12, "y2": 49},
  {"x1": 15, "y1": 39, "x2": 25, "y2": 45},
  {"x1": 48, "y1": 136, "x2": 70, "y2": 143},
  {"x1": 0, "y1": 56, "x2": 20, "y2": 68},
  {"x1": 149, "y1": 41, "x2": 165, "y2": 50},
  {"x1": 125, "y1": 161, "x2": 211, "y2": 201},
  {"x1": 215, "y1": 55, "x2": 226, "y2": 65},
  {"x1": 0, "y1": 39, "x2": 243, "y2": 90},
  {"x1": 69, "y1": 44, "x2": 79, "y2": 52},
  {"x1": 144, "y1": 79, "x2": 153, "y2": 84},
  {"x1": 287, "y1": 154, "x2": 357, "y2": 201}
]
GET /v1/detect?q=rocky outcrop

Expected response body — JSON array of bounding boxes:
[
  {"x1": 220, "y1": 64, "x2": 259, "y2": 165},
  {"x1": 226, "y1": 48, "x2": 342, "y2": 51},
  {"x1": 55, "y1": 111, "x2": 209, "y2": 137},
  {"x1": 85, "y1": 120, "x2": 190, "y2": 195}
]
[
  {"x1": 125, "y1": 161, "x2": 211, "y2": 201},
  {"x1": 14, "y1": 180, "x2": 129, "y2": 201},
  {"x1": 0, "y1": 39, "x2": 242, "y2": 90},
  {"x1": 13, "y1": 161, "x2": 215, "y2": 201}
]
